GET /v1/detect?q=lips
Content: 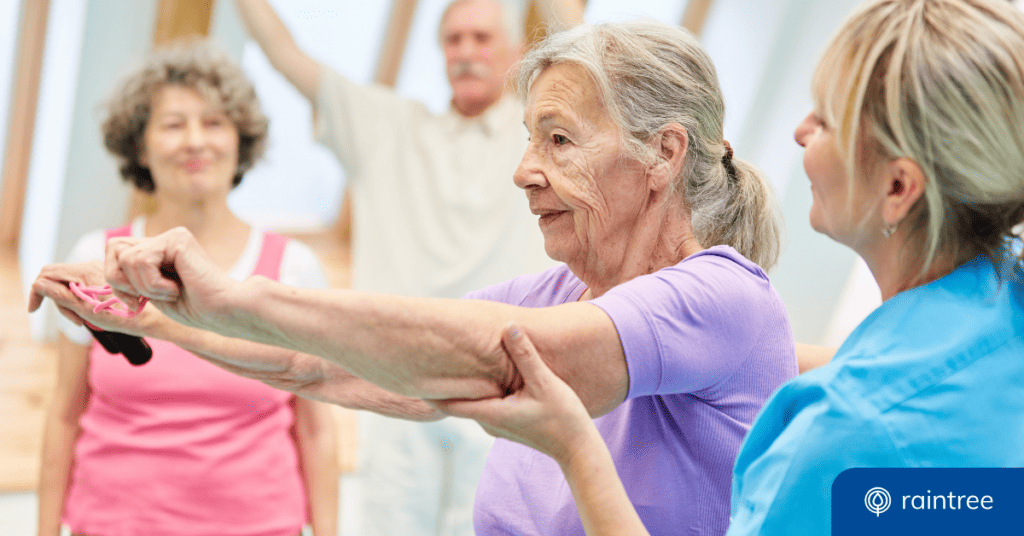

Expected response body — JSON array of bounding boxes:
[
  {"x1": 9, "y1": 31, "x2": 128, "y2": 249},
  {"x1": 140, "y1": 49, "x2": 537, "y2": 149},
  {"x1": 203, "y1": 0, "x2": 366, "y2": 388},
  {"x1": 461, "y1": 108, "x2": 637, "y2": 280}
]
[
  {"x1": 534, "y1": 209, "x2": 568, "y2": 226},
  {"x1": 184, "y1": 158, "x2": 209, "y2": 173}
]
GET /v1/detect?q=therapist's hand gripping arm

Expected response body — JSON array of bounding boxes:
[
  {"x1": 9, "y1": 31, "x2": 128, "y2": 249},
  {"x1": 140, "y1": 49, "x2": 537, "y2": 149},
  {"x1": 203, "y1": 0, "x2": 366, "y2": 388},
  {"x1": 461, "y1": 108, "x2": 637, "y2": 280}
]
[{"x1": 434, "y1": 324, "x2": 651, "y2": 536}]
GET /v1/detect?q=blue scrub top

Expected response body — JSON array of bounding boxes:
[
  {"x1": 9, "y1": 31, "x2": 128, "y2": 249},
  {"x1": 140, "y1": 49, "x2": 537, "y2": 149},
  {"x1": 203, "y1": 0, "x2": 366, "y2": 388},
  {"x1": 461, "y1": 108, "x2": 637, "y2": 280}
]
[{"x1": 726, "y1": 253, "x2": 1024, "y2": 535}]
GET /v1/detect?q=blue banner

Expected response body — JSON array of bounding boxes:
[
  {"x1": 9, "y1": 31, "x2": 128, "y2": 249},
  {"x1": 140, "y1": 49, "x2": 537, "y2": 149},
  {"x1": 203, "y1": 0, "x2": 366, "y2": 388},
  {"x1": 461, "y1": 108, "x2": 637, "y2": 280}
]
[{"x1": 832, "y1": 468, "x2": 1024, "y2": 535}]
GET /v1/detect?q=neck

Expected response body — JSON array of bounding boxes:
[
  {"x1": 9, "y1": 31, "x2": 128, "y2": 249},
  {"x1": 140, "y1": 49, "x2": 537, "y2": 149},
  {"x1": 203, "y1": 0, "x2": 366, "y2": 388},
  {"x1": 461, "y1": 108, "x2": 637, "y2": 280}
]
[
  {"x1": 861, "y1": 231, "x2": 961, "y2": 301},
  {"x1": 145, "y1": 194, "x2": 250, "y2": 268},
  {"x1": 577, "y1": 200, "x2": 701, "y2": 299}
]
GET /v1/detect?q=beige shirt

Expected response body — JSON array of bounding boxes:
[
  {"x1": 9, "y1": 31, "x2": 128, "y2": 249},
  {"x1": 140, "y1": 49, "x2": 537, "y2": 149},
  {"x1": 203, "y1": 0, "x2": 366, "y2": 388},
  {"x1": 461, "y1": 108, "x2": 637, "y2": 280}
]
[{"x1": 316, "y1": 66, "x2": 554, "y2": 298}]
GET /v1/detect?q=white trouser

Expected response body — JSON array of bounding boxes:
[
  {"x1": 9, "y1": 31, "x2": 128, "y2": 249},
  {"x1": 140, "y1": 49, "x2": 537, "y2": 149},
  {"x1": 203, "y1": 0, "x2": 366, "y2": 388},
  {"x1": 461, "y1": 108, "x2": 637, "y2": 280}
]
[{"x1": 357, "y1": 413, "x2": 494, "y2": 536}]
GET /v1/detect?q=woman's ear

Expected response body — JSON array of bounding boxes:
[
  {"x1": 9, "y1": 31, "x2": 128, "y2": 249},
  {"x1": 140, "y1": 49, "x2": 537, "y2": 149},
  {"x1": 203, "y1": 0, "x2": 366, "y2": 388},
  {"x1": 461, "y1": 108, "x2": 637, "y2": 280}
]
[
  {"x1": 881, "y1": 157, "x2": 926, "y2": 227},
  {"x1": 648, "y1": 124, "x2": 688, "y2": 193}
]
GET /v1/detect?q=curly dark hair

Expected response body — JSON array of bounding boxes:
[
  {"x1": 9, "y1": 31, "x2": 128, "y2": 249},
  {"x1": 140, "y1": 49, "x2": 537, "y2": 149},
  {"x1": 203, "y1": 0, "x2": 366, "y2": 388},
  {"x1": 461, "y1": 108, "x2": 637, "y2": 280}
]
[{"x1": 101, "y1": 40, "x2": 268, "y2": 193}]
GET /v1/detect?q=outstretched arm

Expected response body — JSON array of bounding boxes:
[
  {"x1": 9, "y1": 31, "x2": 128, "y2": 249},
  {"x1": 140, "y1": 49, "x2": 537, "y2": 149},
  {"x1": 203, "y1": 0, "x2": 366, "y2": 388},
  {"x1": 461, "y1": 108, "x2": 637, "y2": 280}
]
[
  {"x1": 434, "y1": 325, "x2": 650, "y2": 536},
  {"x1": 29, "y1": 261, "x2": 442, "y2": 421},
  {"x1": 234, "y1": 0, "x2": 320, "y2": 100},
  {"x1": 95, "y1": 227, "x2": 628, "y2": 414}
]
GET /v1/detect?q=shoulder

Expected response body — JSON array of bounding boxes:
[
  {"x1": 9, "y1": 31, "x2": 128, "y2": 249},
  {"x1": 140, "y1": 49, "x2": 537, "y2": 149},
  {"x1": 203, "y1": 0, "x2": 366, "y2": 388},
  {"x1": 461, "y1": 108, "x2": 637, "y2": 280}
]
[
  {"x1": 279, "y1": 237, "x2": 329, "y2": 290},
  {"x1": 318, "y1": 65, "x2": 429, "y2": 117},
  {"x1": 462, "y1": 264, "x2": 581, "y2": 307},
  {"x1": 594, "y1": 245, "x2": 785, "y2": 334}
]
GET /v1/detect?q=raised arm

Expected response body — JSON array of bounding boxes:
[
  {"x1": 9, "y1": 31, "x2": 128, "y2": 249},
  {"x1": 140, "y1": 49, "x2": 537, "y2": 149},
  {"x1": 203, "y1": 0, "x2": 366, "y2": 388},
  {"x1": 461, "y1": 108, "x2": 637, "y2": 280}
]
[
  {"x1": 99, "y1": 227, "x2": 629, "y2": 415},
  {"x1": 233, "y1": 0, "x2": 320, "y2": 101}
]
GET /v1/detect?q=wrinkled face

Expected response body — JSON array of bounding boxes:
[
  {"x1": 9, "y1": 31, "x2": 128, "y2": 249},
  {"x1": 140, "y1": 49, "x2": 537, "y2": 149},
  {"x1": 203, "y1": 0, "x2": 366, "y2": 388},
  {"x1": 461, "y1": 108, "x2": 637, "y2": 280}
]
[
  {"x1": 794, "y1": 110, "x2": 881, "y2": 250},
  {"x1": 441, "y1": 0, "x2": 517, "y2": 116},
  {"x1": 514, "y1": 63, "x2": 650, "y2": 273},
  {"x1": 140, "y1": 85, "x2": 240, "y2": 202}
]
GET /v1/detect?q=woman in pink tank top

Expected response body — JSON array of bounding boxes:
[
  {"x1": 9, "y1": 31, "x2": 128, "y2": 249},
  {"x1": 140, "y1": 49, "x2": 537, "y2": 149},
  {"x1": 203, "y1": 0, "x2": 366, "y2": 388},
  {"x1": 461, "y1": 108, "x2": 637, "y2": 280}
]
[{"x1": 36, "y1": 42, "x2": 338, "y2": 536}]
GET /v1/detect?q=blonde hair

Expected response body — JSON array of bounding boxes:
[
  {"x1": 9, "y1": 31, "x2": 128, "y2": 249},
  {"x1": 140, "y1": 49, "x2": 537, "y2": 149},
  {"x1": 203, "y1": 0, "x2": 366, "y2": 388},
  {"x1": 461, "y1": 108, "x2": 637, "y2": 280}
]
[
  {"x1": 516, "y1": 21, "x2": 784, "y2": 271},
  {"x1": 814, "y1": 0, "x2": 1024, "y2": 275},
  {"x1": 102, "y1": 39, "x2": 268, "y2": 193}
]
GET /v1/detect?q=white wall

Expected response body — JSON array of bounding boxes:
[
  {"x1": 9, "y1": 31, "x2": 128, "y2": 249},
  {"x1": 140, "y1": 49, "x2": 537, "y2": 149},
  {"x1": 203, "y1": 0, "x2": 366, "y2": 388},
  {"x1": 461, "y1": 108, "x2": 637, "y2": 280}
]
[{"x1": 18, "y1": 0, "x2": 93, "y2": 339}]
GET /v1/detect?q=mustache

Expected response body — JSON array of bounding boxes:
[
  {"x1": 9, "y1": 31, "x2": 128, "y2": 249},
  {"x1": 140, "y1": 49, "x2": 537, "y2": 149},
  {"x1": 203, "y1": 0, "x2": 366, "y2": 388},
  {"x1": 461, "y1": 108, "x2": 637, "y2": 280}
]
[{"x1": 448, "y1": 61, "x2": 491, "y2": 79}]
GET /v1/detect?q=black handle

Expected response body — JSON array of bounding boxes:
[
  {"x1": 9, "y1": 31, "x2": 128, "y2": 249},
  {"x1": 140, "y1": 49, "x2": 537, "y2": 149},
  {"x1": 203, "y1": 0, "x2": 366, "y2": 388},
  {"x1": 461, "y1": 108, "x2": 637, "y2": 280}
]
[{"x1": 85, "y1": 326, "x2": 152, "y2": 366}]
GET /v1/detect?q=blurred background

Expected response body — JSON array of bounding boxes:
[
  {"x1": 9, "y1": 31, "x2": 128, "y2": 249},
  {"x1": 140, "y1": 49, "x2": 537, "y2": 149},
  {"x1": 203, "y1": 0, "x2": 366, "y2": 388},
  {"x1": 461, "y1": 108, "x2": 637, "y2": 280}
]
[{"x1": 3, "y1": 0, "x2": 1019, "y2": 533}]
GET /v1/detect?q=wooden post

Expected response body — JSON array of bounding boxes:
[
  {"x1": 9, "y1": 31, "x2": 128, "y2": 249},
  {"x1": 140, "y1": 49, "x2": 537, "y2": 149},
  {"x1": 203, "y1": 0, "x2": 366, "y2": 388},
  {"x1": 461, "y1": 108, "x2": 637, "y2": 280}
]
[
  {"x1": 0, "y1": 0, "x2": 52, "y2": 251},
  {"x1": 373, "y1": 0, "x2": 419, "y2": 87}
]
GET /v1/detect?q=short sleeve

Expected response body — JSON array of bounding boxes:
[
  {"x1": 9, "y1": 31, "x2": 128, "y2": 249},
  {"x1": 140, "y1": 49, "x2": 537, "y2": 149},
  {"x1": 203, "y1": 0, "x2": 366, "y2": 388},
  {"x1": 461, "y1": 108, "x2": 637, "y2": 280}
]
[
  {"x1": 589, "y1": 251, "x2": 777, "y2": 398},
  {"x1": 279, "y1": 239, "x2": 329, "y2": 290},
  {"x1": 314, "y1": 66, "x2": 422, "y2": 182},
  {"x1": 57, "y1": 230, "x2": 107, "y2": 346}
]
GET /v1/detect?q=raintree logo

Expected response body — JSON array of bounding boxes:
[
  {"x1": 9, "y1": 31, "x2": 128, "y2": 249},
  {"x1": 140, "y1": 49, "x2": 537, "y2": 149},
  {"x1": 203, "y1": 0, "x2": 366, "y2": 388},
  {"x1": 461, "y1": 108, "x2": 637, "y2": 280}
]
[
  {"x1": 833, "y1": 469, "x2": 1022, "y2": 535},
  {"x1": 864, "y1": 487, "x2": 891, "y2": 516}
]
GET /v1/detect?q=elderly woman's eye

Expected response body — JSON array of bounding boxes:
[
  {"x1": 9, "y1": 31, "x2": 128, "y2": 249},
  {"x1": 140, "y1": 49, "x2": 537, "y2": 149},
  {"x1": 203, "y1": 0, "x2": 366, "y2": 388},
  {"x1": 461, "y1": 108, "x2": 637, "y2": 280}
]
[{"x1": 553, "y1": 134, "x2": 569, "y2": 146}]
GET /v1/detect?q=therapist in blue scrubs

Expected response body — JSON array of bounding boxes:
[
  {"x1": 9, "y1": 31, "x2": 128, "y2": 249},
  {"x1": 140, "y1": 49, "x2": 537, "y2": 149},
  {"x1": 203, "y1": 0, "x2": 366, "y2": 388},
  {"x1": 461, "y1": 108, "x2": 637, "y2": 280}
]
[{"x1": 434, "y1": 0, "x2": 1024, "y2": 535}]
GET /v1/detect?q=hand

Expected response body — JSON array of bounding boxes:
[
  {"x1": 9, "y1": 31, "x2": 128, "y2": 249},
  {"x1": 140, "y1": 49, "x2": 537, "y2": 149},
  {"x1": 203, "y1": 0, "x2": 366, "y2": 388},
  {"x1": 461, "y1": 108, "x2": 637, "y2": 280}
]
[
  {"x1": 432, "y1": 323, "x2": 599, "y2": 465},
  {"x1": 104, "y1": 227, "x2": 237, "y2": 333},
  {"x1": 29, "y1": 261, "x2": 160, "y2": 337}
]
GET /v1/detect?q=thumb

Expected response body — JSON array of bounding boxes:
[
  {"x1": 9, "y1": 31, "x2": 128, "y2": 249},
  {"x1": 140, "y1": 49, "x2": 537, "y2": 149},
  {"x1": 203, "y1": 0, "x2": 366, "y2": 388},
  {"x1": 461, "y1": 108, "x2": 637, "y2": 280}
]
[{"x1": 501, "y1": 323, "x2": 552, "y2": 386}]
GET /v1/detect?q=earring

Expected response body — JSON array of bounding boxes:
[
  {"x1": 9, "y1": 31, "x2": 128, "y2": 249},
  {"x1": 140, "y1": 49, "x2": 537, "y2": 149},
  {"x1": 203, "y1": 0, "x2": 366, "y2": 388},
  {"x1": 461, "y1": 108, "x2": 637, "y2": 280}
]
[{"x1": 882, "y1": 223, "x2": 897, "y2": 238}]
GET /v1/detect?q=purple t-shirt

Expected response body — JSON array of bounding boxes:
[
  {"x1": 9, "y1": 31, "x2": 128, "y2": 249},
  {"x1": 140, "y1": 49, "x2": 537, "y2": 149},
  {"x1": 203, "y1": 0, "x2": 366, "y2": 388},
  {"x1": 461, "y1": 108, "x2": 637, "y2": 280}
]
[{"x1": 466, "y1": 246, "x2": 797, "y2": 536}]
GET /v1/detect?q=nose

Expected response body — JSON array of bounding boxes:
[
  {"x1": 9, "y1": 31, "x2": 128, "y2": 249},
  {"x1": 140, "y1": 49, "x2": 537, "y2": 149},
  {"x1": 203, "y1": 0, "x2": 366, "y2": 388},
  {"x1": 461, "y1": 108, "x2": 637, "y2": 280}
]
[
  {"x1": 183, "y1": 118, "x2": 208, "y2": 150},
  {"x1": 445, "y1": 35, "x2": 474, "y2": 63},
  {"x1": 513, "y1": 143, "x2": 548, "y2": 191},
  {"x1": 794, "y1": 113, "x2": 816, "y2": 147}
]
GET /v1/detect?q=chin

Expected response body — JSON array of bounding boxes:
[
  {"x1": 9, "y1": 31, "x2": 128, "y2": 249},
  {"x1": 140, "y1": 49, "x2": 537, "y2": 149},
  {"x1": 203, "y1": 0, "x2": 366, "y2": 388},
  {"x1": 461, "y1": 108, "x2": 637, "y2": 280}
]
[{"x1": 452, "y1": 86, "x2": 495, "y2": 107}]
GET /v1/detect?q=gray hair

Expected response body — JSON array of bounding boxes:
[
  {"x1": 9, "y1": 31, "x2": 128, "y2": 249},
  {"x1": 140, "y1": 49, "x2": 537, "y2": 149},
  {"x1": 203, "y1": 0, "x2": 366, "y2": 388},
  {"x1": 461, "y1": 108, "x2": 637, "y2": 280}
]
[
  {"x1": 516, "y1": 20, "x2": 783, "y2": 271},
  {"x1": 439, "y1": 0, "x2": 524, "y2": 46},
  {"x1": 814, "y1": 0, "x2": 1024, "y2": 275}
]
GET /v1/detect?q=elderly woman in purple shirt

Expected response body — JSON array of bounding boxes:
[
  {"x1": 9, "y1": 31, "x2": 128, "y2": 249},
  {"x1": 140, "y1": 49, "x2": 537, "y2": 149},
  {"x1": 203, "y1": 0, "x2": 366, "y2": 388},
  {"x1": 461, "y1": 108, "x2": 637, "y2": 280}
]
[{"x1": 32, "y1": 21, "x2": 796, "y2": 536}]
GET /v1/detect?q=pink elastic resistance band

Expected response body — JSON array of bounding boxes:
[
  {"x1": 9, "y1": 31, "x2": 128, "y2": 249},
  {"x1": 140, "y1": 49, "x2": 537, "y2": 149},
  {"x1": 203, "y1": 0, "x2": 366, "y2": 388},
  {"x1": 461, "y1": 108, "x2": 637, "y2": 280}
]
[{"x1": 69, "y1": 282, "x2": 149, "y2": 319}]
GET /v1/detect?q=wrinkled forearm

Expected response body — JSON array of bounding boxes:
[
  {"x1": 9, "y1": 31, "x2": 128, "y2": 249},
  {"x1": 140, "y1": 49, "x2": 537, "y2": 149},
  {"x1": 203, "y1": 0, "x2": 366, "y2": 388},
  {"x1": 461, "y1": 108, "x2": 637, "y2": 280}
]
[
  {"x1": 217, "y1": 277, "x2": 520, "y2": 401},
  {"x1": 149, "y1": 315, "x2": 443, "y2": 421}
]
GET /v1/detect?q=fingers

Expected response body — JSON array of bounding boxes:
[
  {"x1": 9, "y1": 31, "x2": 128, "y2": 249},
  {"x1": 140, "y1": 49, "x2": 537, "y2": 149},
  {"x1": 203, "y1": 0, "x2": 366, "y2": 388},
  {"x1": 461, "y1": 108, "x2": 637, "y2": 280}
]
[
  {"x1": 430, "y1": 396, "x2": 508, "y2": 422},
  {"x1": 500, "y1": 323, "x2": 554, "y2": 389},
  {"x1": 29, "y1": 262, "x2": 104, "y2": 312},
  {"x1": 105, "y1": 231, "x2": 186, "y2": 305}
]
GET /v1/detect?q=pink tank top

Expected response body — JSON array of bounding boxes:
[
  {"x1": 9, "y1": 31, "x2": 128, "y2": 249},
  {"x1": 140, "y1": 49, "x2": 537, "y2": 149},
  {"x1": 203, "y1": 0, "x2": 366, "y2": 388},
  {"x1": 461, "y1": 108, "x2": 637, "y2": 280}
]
[{"x1": 64, "y1": 225, "x2": 307, "y2": 536}]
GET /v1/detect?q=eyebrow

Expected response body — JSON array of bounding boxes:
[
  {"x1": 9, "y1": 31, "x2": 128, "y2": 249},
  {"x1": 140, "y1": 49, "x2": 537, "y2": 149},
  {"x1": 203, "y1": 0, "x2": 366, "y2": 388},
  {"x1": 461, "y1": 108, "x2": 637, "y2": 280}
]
[{"x1": 537, "y1": 113, "x2": 560, "y2": 128}]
